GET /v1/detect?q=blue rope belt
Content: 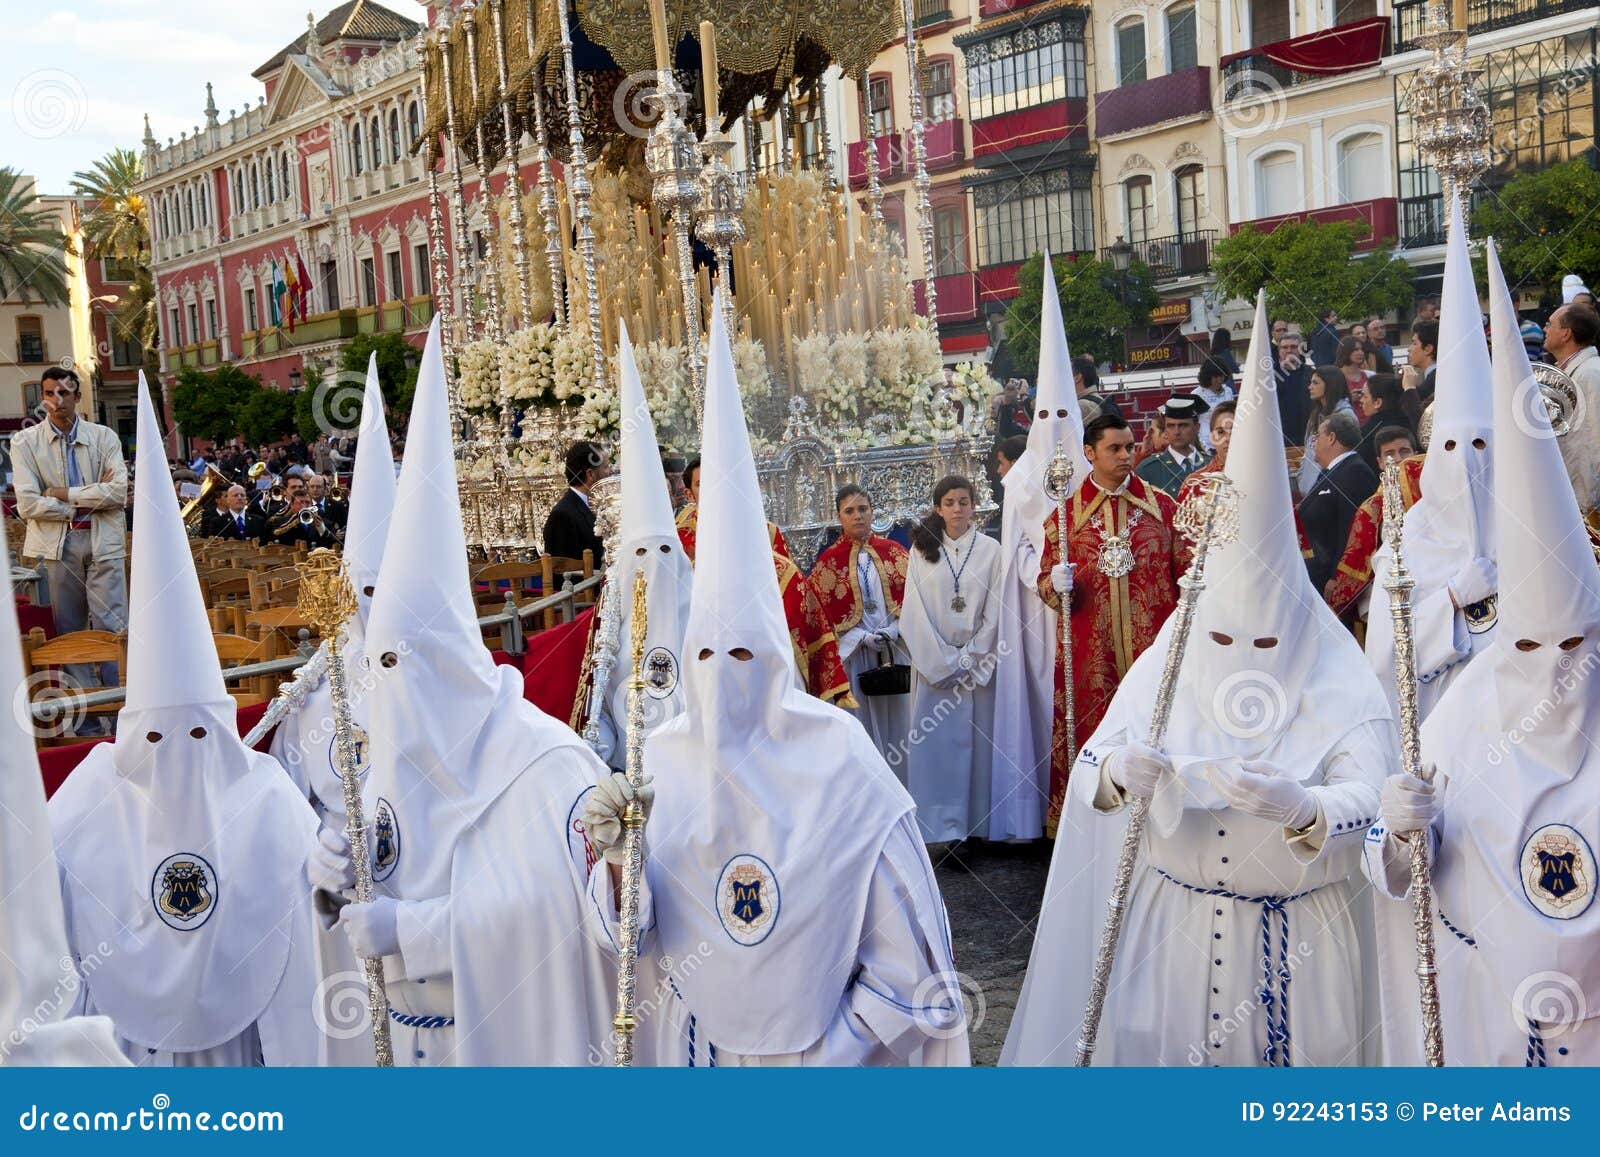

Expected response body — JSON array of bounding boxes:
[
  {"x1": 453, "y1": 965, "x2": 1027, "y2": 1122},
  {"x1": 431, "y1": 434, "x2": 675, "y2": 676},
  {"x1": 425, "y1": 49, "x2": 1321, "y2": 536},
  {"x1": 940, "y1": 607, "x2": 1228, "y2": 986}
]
[
  {"x1": 1153, "y1": 869, "x2": 1317, "y2": 1067},
  {"x1": 388, "y1": 1008, "x2": 455, "y2": 1029}
]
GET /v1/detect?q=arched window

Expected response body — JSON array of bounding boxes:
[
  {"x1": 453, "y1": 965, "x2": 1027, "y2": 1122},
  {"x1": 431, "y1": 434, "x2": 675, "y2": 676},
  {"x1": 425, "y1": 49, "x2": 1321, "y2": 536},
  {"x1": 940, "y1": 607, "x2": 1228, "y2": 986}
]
[
  {"x1": 407, "y1": 100, "x2": 421, "y2": 146},
  {"x1": 1116, "y1": 19, "x2": 1147, "y2": 85},
  {"x1": 1254, "y1": 149, "x2": 1299, "y2": 217},
  {"x1": 265, "y1": 157, "x2": 275, "y2": 203},
  {"x1": 388, "y1": 109, "x2": 401, "y2": 163},
  {"x1": 1335, "y1": 132, "x2": 1385, "y2": 203},
  {"x1": 185, "y1": 188, "x2": 195, "y2": 231},
  {"x1": 369, "y1": 115, "x2": 382, "y2": 168},
  {"x1": 352, "y1": 123, "x2": 365, "y2": 174},
  {"x1": 160, "y1": 196, "x2": 170, "y2": 238},
  {"x1": 250, "y1": 162, "x2": 260, "y2": 208},
  {"x1": 1124, "y1": 176, "x2": 1154, "y2": 243},
  {"x1": 200, "y1": 183, "x2": 209, "y2": 225},
  {"x1": 1175, "y1": 164, "x2": 1206, "y2": 237},
  {"x1": 1166, "y1": 4, "x2": 1197, "y2": 72},
  {"x1": 234, "y1": 168, "x2": 244, "y2": 211},
  {"x1": 280, "y1": 152, "x2": 291, "y2": 201}
]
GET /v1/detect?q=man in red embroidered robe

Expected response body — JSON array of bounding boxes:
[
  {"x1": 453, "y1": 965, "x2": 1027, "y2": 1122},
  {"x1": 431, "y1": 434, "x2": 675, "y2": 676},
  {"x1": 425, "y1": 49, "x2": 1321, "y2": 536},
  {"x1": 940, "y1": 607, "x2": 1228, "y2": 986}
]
[
  {"x1": 675, "y1": 456, "x2": 849, "y2": 706},
  {"x1": 1036, "y1": 412, "x2": 1180, "y2": 835}
]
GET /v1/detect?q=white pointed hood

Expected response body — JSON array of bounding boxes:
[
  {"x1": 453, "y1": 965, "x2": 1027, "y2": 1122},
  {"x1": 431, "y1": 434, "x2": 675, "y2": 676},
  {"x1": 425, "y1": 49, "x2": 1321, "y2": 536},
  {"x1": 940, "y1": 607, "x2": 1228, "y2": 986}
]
[
  {"x1": 602, "y1": 319, "x2": 693, "y2": 763},
  {"x1": 125, "y1": 372, "x2": 231, "y2": 718},
  {"x1": 362, "y1": 317, "x2": 589, "y2": 899},
  {"x1": 1094, "y1": 293, "x2": 1390, "y2": 830},
  {"x1": 645, "y1": 297, "x2": 915, "y2": 1055},
  {"x1": 1005, "y1": 252, "x2": 1086, "y2": 556},
  {"x1": 343, "y1": 353, "x2": 396, "y2": 633},
  {"x1": 46, "y1": 376, "x2": 316, "y2": 1054},
  {"x1": 0, "y1": 514, "x2": 124, "y2": 1064},
  {"x1": 1419, "y1": 238, "x2": 1600, "y2": 1027},
  {"x1": 1367, "y1": 192, "x2": 1497, "y2": 716}
]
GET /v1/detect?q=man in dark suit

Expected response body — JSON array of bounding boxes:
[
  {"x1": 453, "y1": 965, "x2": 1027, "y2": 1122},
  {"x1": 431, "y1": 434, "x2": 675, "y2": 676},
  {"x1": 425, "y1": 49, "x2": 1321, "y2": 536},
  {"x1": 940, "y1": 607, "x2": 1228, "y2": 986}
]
[
  {"x1": 542, "y1": 440, "x2": 610, "y2": 568},
  {"x1": 1272, "y1": 329, "x2": 1312, "y2": 447},
  {"x1": 1298, "y1": 409, "x2": 1377, "y2": 597},
  {"x1": 202, "y1": 484, "x2": 256, "y2": 540}
]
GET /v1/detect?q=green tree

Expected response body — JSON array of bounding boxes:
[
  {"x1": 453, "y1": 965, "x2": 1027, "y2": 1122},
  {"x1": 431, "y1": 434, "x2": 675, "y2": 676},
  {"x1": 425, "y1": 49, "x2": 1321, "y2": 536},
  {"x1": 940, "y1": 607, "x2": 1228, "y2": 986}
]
[
  {"x1": 238, "y1": 383, "x2": 297, "y2": 446},
  {"x1": 1211, "y1": 217, "x2": 1413, "y2": 332},
  {"x1": 1473, "y1": 159, "x2": 1600, "y2": 299},
  {"x1": 0, "y1": 167, "x2": 70, "y2": 306},
  {"x1": 1004, "y1": 253, "x2": 1159, "y2": 375},
  {"x1": 341, "y1": 331, "x2": 419, "y2": 414},
  {"x1": 72, "y1": 148, "x2": 160, "y2": 374},
  {"x1": 171, "y1": 364, "x2": 262, "y2": 444}
]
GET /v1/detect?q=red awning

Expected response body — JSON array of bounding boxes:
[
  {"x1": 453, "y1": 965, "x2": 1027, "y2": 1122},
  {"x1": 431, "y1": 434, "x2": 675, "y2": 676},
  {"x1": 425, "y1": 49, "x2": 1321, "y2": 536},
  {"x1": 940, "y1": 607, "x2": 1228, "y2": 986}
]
[{"x1": 1220, "y1": 17, "x2": 1389, "y2": 75}]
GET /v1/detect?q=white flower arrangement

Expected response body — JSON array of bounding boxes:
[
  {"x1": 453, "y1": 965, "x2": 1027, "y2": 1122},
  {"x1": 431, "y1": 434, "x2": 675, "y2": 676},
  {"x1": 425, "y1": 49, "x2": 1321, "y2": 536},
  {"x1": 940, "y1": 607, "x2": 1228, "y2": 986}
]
[
  {"x1": 552, "y1": 329, "x2": 592, "y2": 402},
  {"x1": 456, "y1": 338, "x2": 501, "y2": 415},
  {"x1": 788, "y1": 324, "x2": 967, "y2": 448},
  {"x1": 502, "y1": 324, "x2": 558, "y2": 404},
  {"x1": 576, "y1": 386, "x2": 622, "y2": 443}
]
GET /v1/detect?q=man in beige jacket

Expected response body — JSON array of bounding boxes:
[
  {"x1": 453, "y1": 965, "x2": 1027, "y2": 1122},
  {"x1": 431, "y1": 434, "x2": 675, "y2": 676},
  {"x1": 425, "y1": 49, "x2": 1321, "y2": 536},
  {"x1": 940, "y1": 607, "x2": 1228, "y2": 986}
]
[
  {"x1": 1544, "y1": 303, "x2": 1600, "y2": 515},
  {"x1": 11, "y1": 366, "x2": 129, "y2": 696}
]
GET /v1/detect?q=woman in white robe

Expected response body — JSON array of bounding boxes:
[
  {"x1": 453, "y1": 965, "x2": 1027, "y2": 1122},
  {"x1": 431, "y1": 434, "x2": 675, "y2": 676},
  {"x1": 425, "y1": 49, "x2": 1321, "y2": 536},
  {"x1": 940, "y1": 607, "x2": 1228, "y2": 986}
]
[{"x1": 900, "y1": 475, "x2": 1003, "y2": 844}]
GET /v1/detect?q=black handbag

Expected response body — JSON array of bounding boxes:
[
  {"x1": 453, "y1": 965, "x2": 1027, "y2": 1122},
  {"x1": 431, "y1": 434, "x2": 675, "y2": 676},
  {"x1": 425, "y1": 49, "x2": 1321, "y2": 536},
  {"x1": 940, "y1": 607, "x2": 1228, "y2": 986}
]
[{"x1": 857, "y1": 661, "x2": 911, "y2": 697}]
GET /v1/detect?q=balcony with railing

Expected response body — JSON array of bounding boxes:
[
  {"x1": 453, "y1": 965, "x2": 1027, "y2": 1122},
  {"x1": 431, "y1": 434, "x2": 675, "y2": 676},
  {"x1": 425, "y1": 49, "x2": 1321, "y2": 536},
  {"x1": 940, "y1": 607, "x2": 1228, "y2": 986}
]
[
  {"x1": 16, "y1": 335, "x2": 46, "y2": 365},
  {"x1": 847, "y1": 134, "x2": 907, "y2": 189},
  {"x1": 1093, "y1": 66, "x2": 1212, "y2": 138},
  {"x1": 914, "y1": 0, "x2": 954, "y2": 28},
  {"x1": 1393, "y1": 0, "x2": 1593, "y2": 54},
  {"x1": 1219, "y1": 17, "x2": 1390, "y2": 95},
  {"x1": 913, "y1": 272, "x2": 981, "y2": 323},
  {"x1": 1231, "y1": 197, "x2": 1400, "y2": 252},
  {"x1": 1104, "y1": 231, "x2": 1216, "y2": 281}
]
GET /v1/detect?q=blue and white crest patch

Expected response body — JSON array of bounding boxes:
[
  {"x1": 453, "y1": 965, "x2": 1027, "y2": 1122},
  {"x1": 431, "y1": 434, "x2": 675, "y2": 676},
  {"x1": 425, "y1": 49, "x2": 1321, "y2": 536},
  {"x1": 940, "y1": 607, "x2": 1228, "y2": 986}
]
[
  {"x1": 716, "y1": 853, "x2": 780, "y2": 946},
  {"x1": 644, "y1": 647, "x2": 679, "y2": 699},
  {"x1": 152, "y1": 852, "x2": 217, "y2": 931},
  {"x1": 1463, "y1": 594, "x2": 1498, "y2": 635},
  {"x1": 329, "y1": 724, "x2": 370, "y2": 782},
  {"x1": 372, "y1": 797, "x2": 400, "y2": 882},
  {"x1": 1521, "y1": 824, "x2": 1594, "y2": 920}
]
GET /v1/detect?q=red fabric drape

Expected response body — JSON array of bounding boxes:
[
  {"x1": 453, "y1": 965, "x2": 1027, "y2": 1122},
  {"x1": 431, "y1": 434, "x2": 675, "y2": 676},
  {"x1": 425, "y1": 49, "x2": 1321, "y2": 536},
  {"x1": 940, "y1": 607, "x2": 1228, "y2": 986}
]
[
  {"x1": 521, "y1": 608, "x2": 594, "y2": 725},
  {"x1": 1221, "y1": 17, "x2": 1388, "y2": 75}
]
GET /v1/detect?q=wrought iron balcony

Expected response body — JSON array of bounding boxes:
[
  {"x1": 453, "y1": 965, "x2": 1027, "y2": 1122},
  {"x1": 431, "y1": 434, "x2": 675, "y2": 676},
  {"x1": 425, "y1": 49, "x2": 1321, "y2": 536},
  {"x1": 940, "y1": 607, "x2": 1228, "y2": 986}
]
[
  {"x1": 1393, "y1": 0, "x2": 1593, "y2": 54},
  {"x1": 1103, "y1": 231, "x2": 1216, "y2": 280}
]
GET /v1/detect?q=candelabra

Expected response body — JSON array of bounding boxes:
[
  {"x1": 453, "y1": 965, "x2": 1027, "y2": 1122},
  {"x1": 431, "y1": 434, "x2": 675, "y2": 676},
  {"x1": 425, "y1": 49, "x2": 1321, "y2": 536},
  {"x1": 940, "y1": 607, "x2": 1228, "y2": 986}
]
[
  {"x1": 694, "y1": 22, "x2": 745, "y2": 338},
  {"x1": 437, "y1": 13, "x2": 481, "y2": 343},
  {"x1": 647, "y1": 72, "x2": 707, "y2": 425},
  {"x1": 461, "y1": 3, "x2": 506, "y2": 344},
  {"x1": 555, "y1": 0, "x2": 607, "y2": 395},
  {"x1": 1410, "y1": 1, "x2": 1490, "y2": 213},
  {"x1": 900, "y1": 0, "x2": 939, "y2": 338},
  {"x1": 489, "y1": 0, "x2": 534, "y2": 329}
]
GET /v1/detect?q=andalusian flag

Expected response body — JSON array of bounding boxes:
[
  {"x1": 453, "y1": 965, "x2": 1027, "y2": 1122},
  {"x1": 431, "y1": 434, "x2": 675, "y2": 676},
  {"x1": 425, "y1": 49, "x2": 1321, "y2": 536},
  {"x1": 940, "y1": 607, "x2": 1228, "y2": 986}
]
[
  {"x1": 282, "y1": 252, "x2": 300, "y2": 332},
  {"x1": 268, "y1": 258, "x2": 286, "y2": 328}
]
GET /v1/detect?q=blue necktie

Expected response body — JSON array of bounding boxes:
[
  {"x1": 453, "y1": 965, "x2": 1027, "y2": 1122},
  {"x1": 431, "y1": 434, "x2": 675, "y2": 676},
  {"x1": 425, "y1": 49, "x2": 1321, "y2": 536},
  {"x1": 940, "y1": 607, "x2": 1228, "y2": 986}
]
[{"x1": 61, "y1": 425, "x2": 82, "y2": 488}]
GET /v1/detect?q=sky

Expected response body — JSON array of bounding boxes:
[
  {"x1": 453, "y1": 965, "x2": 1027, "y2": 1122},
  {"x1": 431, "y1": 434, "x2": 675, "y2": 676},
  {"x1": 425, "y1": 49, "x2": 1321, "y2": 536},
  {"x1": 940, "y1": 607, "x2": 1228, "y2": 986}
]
[{"x1": 1, "y1": 0, "x2": 431, "y2": 193}]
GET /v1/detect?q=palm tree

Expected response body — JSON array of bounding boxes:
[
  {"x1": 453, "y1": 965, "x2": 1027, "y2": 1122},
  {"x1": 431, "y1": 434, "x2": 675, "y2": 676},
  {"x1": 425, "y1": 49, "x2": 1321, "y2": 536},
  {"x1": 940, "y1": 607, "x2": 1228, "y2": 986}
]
[
  {"x1": 72, "y1": 148, "x2": 147, "y2": 260},
  {"x1": 72, "y1": 148, "x2": 158, "y2": 372},
  {"x1": 0, "y1": 167, "x2": 70, "y2": 306}
]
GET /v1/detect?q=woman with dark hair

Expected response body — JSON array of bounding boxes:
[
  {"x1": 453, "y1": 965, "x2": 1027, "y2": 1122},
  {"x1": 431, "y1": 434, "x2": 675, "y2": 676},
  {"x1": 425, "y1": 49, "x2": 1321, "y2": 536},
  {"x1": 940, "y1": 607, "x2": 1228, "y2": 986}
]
[
  {"x1": 1298, "y1": 366, "x2": 1355, "y2": 497},
  {"x1": 1209, "y1": 327, "x2": 1241, "y2": 377},
  {"x1": 1355, "y1": 372, "x2": 1418, "y2": 470},
  {"x1": 899, "y1": 474, "x2": 1003, "y2": 844},
  {"x1": 1336, "y1": 336, "x2": 1372, "y2": 416}
]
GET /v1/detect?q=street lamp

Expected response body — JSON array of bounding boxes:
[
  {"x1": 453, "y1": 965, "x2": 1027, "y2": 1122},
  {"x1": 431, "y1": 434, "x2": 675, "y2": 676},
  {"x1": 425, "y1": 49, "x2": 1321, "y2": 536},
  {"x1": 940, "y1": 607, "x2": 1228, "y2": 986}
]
[{"x1": 1108, "y1": 235, "x2": 1133, "y2": 273}]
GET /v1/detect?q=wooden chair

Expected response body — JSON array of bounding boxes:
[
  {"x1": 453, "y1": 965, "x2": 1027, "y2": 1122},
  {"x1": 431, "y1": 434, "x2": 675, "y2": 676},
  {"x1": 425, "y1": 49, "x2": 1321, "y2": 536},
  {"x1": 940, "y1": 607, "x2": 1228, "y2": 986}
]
[
  {"x1": 538, "y1": 551, "x2": 595, "y2": 631},
  {"x1": 472, "y1": 560, "x2": 545, "y2": 615},
  {"x1": 248, "y1": 567, "x2": 303, "y2": 609},
  {"x1": 244, "y1": 607, "x2": 317, "y2": 658},
  {"x1": 213, "y1": 632, "x2": 274, "y2": 705},
  {"x1": 19, "y1": 628, "x2": 128, "y2": 744}
]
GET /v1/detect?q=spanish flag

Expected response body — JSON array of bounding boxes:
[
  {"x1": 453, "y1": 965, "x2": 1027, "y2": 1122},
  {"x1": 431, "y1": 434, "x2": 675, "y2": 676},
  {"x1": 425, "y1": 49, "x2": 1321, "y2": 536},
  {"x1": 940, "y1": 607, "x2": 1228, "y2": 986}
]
[{"x1": 282, "y1": 252, "x2": 300, "y2": 332}]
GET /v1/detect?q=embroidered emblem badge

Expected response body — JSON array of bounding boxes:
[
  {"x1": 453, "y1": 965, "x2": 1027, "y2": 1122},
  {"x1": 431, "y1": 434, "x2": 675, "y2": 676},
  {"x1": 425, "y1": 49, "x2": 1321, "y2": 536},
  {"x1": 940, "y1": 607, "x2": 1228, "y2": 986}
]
[
  {"x1": 152, "y1": 853, "x2": 217, "y2": 931},
  {"x1": 644, "y1": 646, "x2": 678, "y2": 699},
  {"x1": 1521, "y1": 824, "x2": 1595, "y2": 919},
  {"x1": 372, "y1": 798, "x2": 400, "y2": 882},
  {"x1": 717, "y1": 854, "x2": 780, "y2": 946},
  {"x1": 329, "y1": 723, "x2": 370, "y2": 781},
  {"x1": 1463, "y1": 594, "x2": 1498, "y2": 635}
]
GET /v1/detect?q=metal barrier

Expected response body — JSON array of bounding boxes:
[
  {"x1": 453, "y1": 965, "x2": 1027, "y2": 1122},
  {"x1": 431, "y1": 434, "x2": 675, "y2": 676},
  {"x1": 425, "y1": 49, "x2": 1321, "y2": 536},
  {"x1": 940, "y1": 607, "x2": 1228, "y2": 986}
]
[{"x1": 28, "y1": 570, "x2": 604, "y2": 724}]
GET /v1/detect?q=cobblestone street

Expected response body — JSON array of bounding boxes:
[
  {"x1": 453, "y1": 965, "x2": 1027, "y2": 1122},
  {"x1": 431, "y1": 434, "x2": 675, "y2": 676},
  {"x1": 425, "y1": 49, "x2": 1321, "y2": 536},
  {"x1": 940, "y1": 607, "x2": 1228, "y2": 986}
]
[{"x1": 933, "y1": 840, "x2": 1053, "y2": 1066}]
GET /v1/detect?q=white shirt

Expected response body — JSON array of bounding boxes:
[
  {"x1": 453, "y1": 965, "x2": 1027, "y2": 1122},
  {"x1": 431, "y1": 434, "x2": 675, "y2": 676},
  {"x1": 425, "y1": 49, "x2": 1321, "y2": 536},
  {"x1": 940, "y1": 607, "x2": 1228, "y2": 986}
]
[
  {"x1": 1321, "y1": 448, "x2": 1358, "y2": 474},
  {"x1": 1167, "y1": 445, "x2": 1204, "y2": 472},
  {"x1": 570, "y1": 486, "x2": 591, "y2": 508}
]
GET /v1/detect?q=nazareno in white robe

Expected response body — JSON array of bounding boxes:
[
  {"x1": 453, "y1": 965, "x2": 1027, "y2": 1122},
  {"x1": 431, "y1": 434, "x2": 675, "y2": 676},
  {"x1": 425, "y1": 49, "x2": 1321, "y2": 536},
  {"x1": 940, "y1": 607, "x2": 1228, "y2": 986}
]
[
  {"x1": 581, "y1": 814, "x2": 968, "y2": 1066},
  {"x1": 835, "y1": 545, "x2": 913, "y2": 772},
  {"x1": 899, "y1": 527, "x2": 1003, "y2": 843}
]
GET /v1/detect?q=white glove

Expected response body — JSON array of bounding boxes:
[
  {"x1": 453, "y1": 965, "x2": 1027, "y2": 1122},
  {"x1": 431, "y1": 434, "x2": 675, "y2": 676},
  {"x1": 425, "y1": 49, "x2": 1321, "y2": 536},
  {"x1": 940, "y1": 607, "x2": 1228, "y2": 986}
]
[
  {"x1": 306, "y1": 826, "x2": 354, "y2": 896},
  {"x1": 1448, "y1": 557, "x2": 1497, "y2": 608},
  {"x1": 1206, "y1": 760, "x2": 1318, "y2": 829},
  {"x1": 581, "y1": 771, "x2": 657, "y2": 865},
  {"x1": 337, "y1": 896, "x2": 402, "y2": 959},
  {"x1": 1380, "y1": 770, "x2": 1439, "y2": 836},
  {"x1": 1050, "y1": 563, "x2": 1076, "y2": 594},
  {"x1": 1106, "y1": 741, "x2": 1173, "y2": 800}
]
